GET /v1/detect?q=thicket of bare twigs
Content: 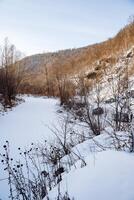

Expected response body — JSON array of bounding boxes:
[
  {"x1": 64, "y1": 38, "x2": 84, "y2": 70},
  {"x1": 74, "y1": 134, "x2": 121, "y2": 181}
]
[
  {"x1": 59, "y1": 35, "x2": 134, "y2": 152},
  {"x1": 0, "y1": 39, "x2": 25, "y2": 109}
]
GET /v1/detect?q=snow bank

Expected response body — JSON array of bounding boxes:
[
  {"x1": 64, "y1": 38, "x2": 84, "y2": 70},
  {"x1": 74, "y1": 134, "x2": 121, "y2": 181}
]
[{"x1": 45, "y1": 150, "x2": 134, "y2": 200}]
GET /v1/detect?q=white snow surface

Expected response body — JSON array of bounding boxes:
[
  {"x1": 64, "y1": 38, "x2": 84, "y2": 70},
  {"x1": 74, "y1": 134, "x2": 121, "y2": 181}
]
[
  {"x1": 0, "y1": 96, "x2": 60, "y2": 200},
  {"x1": 0, "y1": 96, "x2": 59, "y2": 148},
  {"x1": 0, "y1": 96, "x2": 134, "y2": 200},
  {"x1": 45, "y1": 150, "x2": 134, "y2": 200}
]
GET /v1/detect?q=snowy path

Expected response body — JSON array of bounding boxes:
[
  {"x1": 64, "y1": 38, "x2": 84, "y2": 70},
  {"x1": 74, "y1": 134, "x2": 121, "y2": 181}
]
[
  {"x1": 0, "y1": 96, "x2": 59, "y2": 200},
  {"x1": 0, "y1": 96, "x2": 59, "y2": 148}
]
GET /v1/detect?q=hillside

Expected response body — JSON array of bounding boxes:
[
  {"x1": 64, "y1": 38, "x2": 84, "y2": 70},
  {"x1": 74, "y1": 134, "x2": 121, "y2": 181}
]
[
  {"x1": 20, "y1": 21, "x2": 134, "y2": 95},
  {"x1": 22, "y1": 21, "x2": 134, "y2": 75},
  {"x1": 20, "y1": 22, "x2": 134, "y2": 88}
]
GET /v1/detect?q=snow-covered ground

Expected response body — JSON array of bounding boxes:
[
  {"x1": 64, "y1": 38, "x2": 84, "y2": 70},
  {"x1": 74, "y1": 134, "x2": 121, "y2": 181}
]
[
  {"x1": 45, "y1": 150, "x2": 134, "y2": 200},
  {"x1": 0, "y1": 96, "x2": 59, "y2": 148},
  {"x1": 0, "y1": 96, "x2": 60, "y2": 200},
  {"x1": 42, "y1": 129, "x2": 134, "y2": 200},
  {"x1": 0, "y1": 96, "x2": 134, "y2": 200}
]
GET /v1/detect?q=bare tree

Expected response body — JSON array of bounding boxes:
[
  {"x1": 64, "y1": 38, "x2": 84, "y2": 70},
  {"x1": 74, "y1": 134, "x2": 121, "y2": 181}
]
[{"x1": 0, "y1": 38, "x2": 24, "y2": 108}]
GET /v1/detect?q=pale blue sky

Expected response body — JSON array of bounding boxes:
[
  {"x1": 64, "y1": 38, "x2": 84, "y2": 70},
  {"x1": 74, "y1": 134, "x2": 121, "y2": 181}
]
[{"x1": 0, "y1": 0, "x2": 134, "y2": 55}]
